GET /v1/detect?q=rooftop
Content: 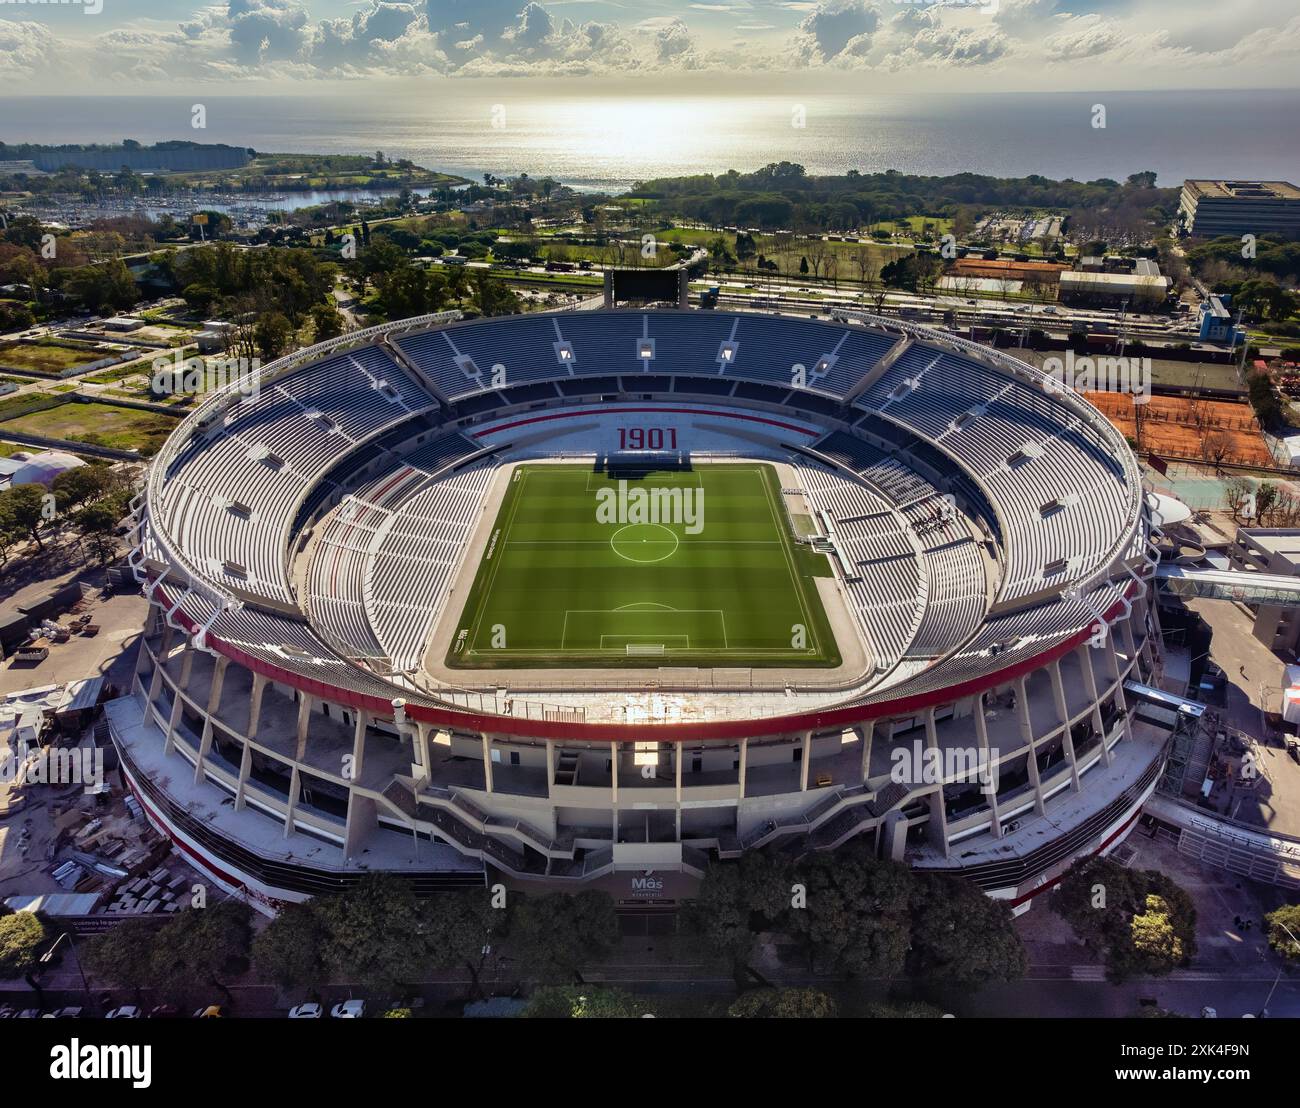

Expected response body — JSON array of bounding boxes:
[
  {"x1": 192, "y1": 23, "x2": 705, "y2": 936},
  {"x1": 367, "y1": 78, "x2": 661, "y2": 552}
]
[{"x1": 1183, "y1": 180, "x2": 1300, "y2": 201}]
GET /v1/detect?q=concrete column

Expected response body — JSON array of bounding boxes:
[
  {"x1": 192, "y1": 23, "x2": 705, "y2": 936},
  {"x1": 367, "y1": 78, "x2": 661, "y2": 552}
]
[
  {"x1": 411, "y1": 722, "x2": 430, "y2": 783},
  {"x1": 545, "y1": 742, "x2": 556, "y2": 798},
  {"x1": 923, "y1": 709, "x2": 949, "y2": 858},
  {"x1": 1120, "y1": 614, "x2": 1138, "y2": 665},
  {"x1": 1048, "y1": 660, "x2": 1081, "y2": 792},
  {"x1": 1077, "y1": 643, "x2": 1113, "y2": 768},
  {"x1": 133, "y1": 620, "x2": 154, "y2": 680},
  {"x1": 284, "y1": 766, "x2": 300, "y2": 838},
  {"x1": 146, "y1": 621, "x2": 173, "y2": 703},
  {"x1": 610, "y1": 742, "x2": 619, "y2": 840},
  {"x1": 799, "y1": 731, "x2": 811, "y2": 792},
  {"x1": 343, "y1": 794, "x2": 377, "y2": 862},
  {"x1": 189, "y1": 658, "x2": 227, "y2": 780},
  {"x1": 675, "y1": 744, "x2": 683, "y2": 803},
  {"x1": 294, "y1": 694, "x2": 313, "y2": 762},
  {"x1": 351, "y1": 710, "x2": 368, "y2": 786},
  {"x1": 738, "y1": 738, "x2": 748, "y2": 799},
  {"x1": 481, "y1": 733, "x2": 494, "y2": 794},
  {"x1": 164, "y1": 690, "x2": 184, "y2": 759},
  {"x1": 859, "y1": 720, "x2": 874, "y2": 786},
  {"x1": 973, "y1": 696, "x2": 1002, "y2": 838},
  {"x1": 1016, "y1": 677, "x2": 1047, "y2": 817},
  {"x1": 248, "y1": 671, "x2": 269, "y2": 738},
  {"x1": 234, "y1": 741, "x2": 252, "y2": 812},
  {"x1": 177, "y1": 648, "x2": 194, "y2": 697}
]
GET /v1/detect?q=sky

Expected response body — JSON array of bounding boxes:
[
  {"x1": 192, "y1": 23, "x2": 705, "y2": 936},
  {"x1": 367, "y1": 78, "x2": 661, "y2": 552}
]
[{"x1": 1, "y1": 0, "x2": 1298, "y2": 94}]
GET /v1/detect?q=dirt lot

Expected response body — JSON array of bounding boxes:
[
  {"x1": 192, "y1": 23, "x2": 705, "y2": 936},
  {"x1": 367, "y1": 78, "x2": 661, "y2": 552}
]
[{"x1": 1084, "y1": 391, "x2": 1274, "y2": 466}]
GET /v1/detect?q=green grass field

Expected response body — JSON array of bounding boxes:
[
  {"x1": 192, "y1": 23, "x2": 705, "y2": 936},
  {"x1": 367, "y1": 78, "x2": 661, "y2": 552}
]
[
  {"x1": 447, "y1": 463, "x2": 840, "y2": 670},
  {"x1": 0, "y1": 341, "x2": 104, "y2": 374},
  {"x1": 0, "y1": 399, "x2": 181, "y2": 457}
]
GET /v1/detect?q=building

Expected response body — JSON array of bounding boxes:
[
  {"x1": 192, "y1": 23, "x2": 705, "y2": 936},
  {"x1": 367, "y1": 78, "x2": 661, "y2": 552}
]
[
  {"x1": 114, "y1": 307, "x2": 1165, "y2": 917},
  {"x1": 1179, "y1": 180, "x2": 1300, "y2": 240},
  {"x1": 0, "y1": 450, "x2": 85, "y2": 490},
  {"x1": 945, "y1": 258, "x2": 1067, "y2": 284},
  {"x1": 1229, "y1": 528, "x2": 1300, "y2": 652},
  {"x1": 1058, "y1": 267, "x2": 1171, "y2": 308},
  {"x1": 1198, "y1": 294, "x2": 1247, "y2": 346}
]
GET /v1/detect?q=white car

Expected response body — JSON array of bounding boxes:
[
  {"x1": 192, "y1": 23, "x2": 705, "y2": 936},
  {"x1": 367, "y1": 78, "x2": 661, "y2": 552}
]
[
  {"x1": 288, "y1": 1003, "x2": 323, "y2": 1019},
  {"x1": 106, "y1": 1006, "x2": 142, "y2": 1019},
  {"x1": 330, "y1": 1000, "x2": 365, "y2": 1019}
]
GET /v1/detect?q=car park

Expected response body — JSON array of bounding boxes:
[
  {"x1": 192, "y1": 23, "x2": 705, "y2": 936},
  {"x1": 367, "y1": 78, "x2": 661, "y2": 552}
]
[{"x1": 106, "y1": 1006, "x2": 142, "y2": 1019}]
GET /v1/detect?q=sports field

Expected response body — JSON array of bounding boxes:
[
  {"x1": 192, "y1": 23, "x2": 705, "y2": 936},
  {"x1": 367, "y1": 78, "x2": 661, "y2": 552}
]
[{"x1": 446, "y1": 463, "x2": 841, "y2": 670}]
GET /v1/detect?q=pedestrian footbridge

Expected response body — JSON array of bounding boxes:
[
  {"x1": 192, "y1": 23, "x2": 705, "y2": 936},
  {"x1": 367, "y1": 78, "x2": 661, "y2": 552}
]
[{"x1": 1155, "y1": 564, "x2": 1300, "y2": 606}]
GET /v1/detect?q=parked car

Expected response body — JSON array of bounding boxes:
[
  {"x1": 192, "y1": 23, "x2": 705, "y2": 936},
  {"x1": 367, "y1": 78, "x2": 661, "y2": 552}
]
[
  {"x1": 42, "y1": 1007, "x2": 83, "y2": 1019},
  {"x1": 288, "y1": 1003, "x2": 323, "y2": 1019},
  {"x1": 330, "y1": 1000, "x2": 365, "y2": 1019},
  {"x1": 0, "y1": 1006, "x2": 16, "y2": 1019},
  {"x1": 193, "y1": 1005, "x2": 224, "y2": 1018},
  {"x1": 106, "y1": 1006, "x2": 142, "y2": 1019},
  {"x1": 148, "y1": 1004, "x2": 180, "y2": 1019}
]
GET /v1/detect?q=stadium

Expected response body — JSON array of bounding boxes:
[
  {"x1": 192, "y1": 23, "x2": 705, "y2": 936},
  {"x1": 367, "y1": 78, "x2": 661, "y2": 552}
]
[{"x1": 108, "y1": 293, "x2": 1168, "y2": 915}]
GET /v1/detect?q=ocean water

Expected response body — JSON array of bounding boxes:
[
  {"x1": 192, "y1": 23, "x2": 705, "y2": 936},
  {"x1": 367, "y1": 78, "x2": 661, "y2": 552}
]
[{"x1": 5, "y1": 87, "x2": 1299, "y2": 193}]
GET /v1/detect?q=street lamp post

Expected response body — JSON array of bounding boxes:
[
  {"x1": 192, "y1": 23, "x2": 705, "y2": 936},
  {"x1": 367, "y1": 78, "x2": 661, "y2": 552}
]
[
  {"x1": 40, "y1": 931, "x2": 95, "y2": 1012},
  {"x1": 1260, "y1": 921, "x2": 1300, "y2": 1017}
]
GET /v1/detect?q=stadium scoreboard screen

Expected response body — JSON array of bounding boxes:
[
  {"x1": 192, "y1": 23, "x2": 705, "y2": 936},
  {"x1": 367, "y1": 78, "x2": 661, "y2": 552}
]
[{"x1": 606, "y1": 266, "x2": 687, "y2": 306}]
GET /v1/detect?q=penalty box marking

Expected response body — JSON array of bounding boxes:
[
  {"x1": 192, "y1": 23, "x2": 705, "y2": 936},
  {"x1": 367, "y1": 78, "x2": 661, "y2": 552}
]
[{"x1": 562, "y1": 607, "x2": 729, "y2": 651}]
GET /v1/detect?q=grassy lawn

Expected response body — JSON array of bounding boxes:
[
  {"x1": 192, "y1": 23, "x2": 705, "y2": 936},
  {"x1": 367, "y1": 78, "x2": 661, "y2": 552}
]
[
  {"x1": 0, "y1": 341, "x2": 104, "y2": 374},
  {"x1": 447, "y1": 463, "x2": 840, "y2": 670},
  {"x1": 0, "y1": 399, "x2": 180, "y2": 456}
]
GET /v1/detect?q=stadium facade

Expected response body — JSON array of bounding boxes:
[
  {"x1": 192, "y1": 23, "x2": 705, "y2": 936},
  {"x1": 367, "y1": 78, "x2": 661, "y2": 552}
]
[{"x1": 110, "y1": 306, "x2": 1167, "y2": 915}]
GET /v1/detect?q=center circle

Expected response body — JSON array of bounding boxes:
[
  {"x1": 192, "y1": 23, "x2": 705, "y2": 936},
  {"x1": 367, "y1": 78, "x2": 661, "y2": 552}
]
[{"x1": 610, "y1": 523, "x2": 680, "y2": 564}]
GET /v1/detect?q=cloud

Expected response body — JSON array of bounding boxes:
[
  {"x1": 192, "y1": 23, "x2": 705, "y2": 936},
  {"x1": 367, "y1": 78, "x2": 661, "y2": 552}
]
[
  {"x1": 794, "y1": 0, "x2": 878, "y2": 62},
  {"x1": 0, "y1": 19, "x2": 61, "y2": 80},
  {"x1": 0, "y1": 0, "x2": 1296, "y2": 85}
]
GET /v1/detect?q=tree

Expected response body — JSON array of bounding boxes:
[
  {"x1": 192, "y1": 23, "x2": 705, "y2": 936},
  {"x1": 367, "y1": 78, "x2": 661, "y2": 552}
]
[
  {"x1": 682, "y1": 854, "x2": 789, "y2": 985},
  {"x1": 73, "y1": 501, "x2": 120, "y2": 563},
  {"x1": 59, "y1": 258, "x2": 138, "y2": 313},
  {"x1": 1265, "y1": 904, "x2": 1300, "y2": 962},
  {"x1": 253, "y1": 311, "x2": 294, "y2": 360},
  {"x1": 81, "y1": 917, "x2": 159, "y2": 998},
  {"x1": 1051, "y1": 858, "x2": 1196, "y2": 982},
  {"x1": 907, "y1": 873, "x2": 1027, "y2": 986},
  {"x1": 251, "y1": 901, "x2": 328, "y2": 991},
  {"x1": 419, "y1": 888, "x2": 503, "y2": 1000},
  {"x1": 522, "y1": 985, "x2": 648, "y2": 1018},
  {"x1": 728, "y1": 987, "x2": 838, "y2": 1018},
  {"x1": 316, "y1": 874, "x2": 424, "y2": 992},
  {"x1": 0, "y1": 484, "x2": 50, "y2": 550},
  {"x1": 309, "y1": 302, "x2": 344, "y2": 342},
  {"x1": 471, "y1": 270, "x2": 521, "y2": 317},
  {"x1": 149, "y1": 901, "x2": 253, "y2": 1004},
  {"x1": 1224, "y1": 477, "x2": 1253, "y2": 520},
  {"x1": 51, "y1": 465, "x2": 112, "y2": 514},
  {"x1": 1126, "y1": 895, "x2": 1187, "y2": 970},
  {"x1": 0, "y1": 912, "x2": 46, "y2": 980},
  {"x1": 781, "y1": 853, "x2": 912, "y2": 978},
  {"x1": 508, "y1": 891, "x2": 618, "y2": 983},
  {"x1": 1201, "y1": 430, "x2": 1233, "y2": 470}
]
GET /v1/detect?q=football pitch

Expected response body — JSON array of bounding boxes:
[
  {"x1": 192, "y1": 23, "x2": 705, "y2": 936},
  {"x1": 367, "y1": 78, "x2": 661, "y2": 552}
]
[{"x1": 446, "y1": 463, "x2": 841, "y2": 670}]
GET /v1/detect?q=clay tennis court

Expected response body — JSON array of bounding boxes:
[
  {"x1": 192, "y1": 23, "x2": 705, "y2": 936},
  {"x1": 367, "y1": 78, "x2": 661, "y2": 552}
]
[{"x1": 1082, "y1": 392, "x2": 1274, "y2": 466}]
